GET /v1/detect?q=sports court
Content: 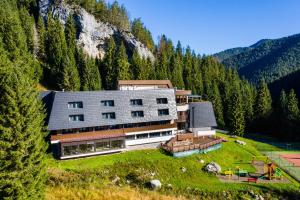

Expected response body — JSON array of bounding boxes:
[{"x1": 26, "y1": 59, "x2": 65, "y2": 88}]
[{"x1": 279, "y1": 153, "x2": 300, "y2": 167}]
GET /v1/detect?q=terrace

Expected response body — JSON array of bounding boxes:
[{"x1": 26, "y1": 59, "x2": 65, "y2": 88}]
[{"x1": 162, "y1": 133, "x2": 223, "y2": 157}]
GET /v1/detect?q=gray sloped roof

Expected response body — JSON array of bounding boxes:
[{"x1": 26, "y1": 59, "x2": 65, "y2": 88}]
[
  {"x1": 48, "y1": 89, "x2": 177, "y2": 131},
  {"x1": 189, "y1": 102, "x2": 217, "y2": 128}
]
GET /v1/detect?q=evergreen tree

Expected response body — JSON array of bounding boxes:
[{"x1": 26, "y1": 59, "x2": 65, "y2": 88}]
[
  {"x1": 101, "y1": 37, "x2": 116, "y2": 89},
  {"x1": 18, "y1": 6, "x2": 34, "y2": 53},
  {"x1": 60, "y1": 55, "x2": 81, "y2": 91},
  {"x1": 37, "y1": 15, "x2": 46, "y2": 60},
  {"x1": 45, "y1": 15, "x2": 67, "y2": 87},
  {"x1": 170, "y1": 53, "x2": 185, "y2": 89},
  {"x1": 115, "y1": 42, "x2": 131, "y2": 80},
  {"x1": 131, "y1": 49, "x2": 143, "y2": 79},
  {"x1": 255, "y1": 81, "x2": 272, "y2": 119},
  {"x1": 0, "y1": 67, "x2": 47, "y2": 199},
  {"x1": 209, "y1": 81, "x2": 225, "y2": 128},
  {"x1": 155, "y1": 50, "x2": 168, "y2": 80},
  {"x1": 183, "y1": 47, "x2": 193, "y2": 89},
  {"x1": 287, "y1": 89, "x2": 300, "y2": 121},
  {"x1": 227, "y1": 91, "x2": 245, "y2": 136},
  {"x1": 279, "y1": 90, "x2": 288, "y2": 116},
  {"x1": 82, "y1": 56, "x2": 101, "y2": 91},
  {"x1": 241, "y1": 80, "x2": 255, "y2": 126}
]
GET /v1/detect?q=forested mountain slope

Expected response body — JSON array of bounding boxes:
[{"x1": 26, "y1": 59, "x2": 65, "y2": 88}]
[{"x1": 214, "y1": 34, "x2": 300, "y2": 84}]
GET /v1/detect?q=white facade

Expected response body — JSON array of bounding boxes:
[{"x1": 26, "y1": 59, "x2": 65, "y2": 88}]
[
  {"x1": 189, "y1": 127, "x2": 216, "y2": 137},
  {"x1": 119, "y1": 85, "x2": 162, "y2": 90},
  {"x1": 125, "y1": 127, "x2": 177, "y2": 146},
  {"x1": 176, "y1": 104, "x2": 189, "y2": 112}
]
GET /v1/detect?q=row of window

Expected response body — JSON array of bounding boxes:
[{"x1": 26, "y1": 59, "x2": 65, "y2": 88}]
[
  {"x1": 62, "y1": 139, "x2": 125, "y2": 156},
  {"x1": 125, "y1": 131, "x2": 172, "y2": 140},
  {"x1": 67, "y1": 98, "x2": 168, "y2": 109},
  {"x1": 69, "y1": 109, "x2": 170, "y2": 122}
]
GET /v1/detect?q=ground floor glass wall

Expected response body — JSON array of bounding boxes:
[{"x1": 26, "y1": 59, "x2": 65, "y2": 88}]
[{"x1": 62, "y1": 137, "x2": 125, "y2": 157}]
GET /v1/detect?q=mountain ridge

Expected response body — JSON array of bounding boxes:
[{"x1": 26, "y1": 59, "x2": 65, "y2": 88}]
[{"x1": 214, "y1": 33, "x2": 300, "y2": 84}]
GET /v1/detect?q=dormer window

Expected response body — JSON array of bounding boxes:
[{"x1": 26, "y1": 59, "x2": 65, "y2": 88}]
[
  {"x1": 130, "y1": 99, "x2": 143, "y2": 106},
  {"x1": 101, "y1": 100, "x2": 114, "y2": 107},
  {"x1": 69, "y1": 114, "x2": 84, "y2": 122},
  {"x1": 68, "y1": 101, "x2": 83, "y2": 109},
  {"x1": 157, "y1": 98, "x2": 168, "y2": 104}
]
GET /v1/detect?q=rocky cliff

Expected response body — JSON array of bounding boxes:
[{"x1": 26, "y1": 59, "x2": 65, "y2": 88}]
[{"x1": 39, "y1": 0, "x2": 154, "y2": 60}]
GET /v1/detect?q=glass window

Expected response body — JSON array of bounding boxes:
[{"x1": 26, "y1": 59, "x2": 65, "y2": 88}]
[
  {"x1": 101, "y1": 100, "x2": 114, "y2": 107},
  {"x1": 158, "y1": 109, "x2": 169, "y2": 116},
  {"x1": 156, "y1": 98, "x2": 168, "y2": 104},
  {"x1": 68, "y1": 101, "x2": 83, "y2": 109},
  {"x1": 111, "y1": 140, "x2": 124, "y2": 149},
  {"x1": 78, "y1": 143, "x2": 94, "y2": 153},
  {"x1": 130, "y1": 99, "x2": 143, "y2": 106},
  {"x1": 102, "y1": 112, "x2": 116, "y2": 119},
  {"x1": 149, "y1": 132, "x2": 161, "y2": 138},
  {"x1": 131, "y1": 111, "x2": 144, "y2": 118},
  {"x1": 136, "y1": 133, "x2": 148, "y2": 139},
  {"x1": 161, "y1": 131, "x2": 172, "y2": 136},
  {"x1": 126, "y1": 135, "x2": 135, "y2": 140},
  {"x1": 69, "y1": 115, "x2": 84, "y2": 122}
]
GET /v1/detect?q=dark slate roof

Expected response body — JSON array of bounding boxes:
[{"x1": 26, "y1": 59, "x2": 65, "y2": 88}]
[
  {"x1": 189, "y1": 102, "x2": 217, "y2": 128},
  {"x1": 47, "y1": 89, "x2": 177, "y2": 131},
  {"x1": 39, "y1": 91, "x2": 55, "y2": 124}
]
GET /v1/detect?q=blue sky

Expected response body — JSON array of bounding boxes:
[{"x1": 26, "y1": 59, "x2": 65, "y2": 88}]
[{"x1": 107, "y1": 0, "x2": 300, "y2": 55}]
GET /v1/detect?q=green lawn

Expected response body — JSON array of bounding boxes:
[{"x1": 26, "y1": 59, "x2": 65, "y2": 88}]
[{"x1": 47, "y1": 133, "x2": 300, "y2": 199}]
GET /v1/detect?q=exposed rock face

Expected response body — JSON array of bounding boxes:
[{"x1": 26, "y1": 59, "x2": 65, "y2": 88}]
[
  {"x1": 39, "y1": 0, "x2": 154, "y2": 60},
  {"x1": 149, "y1": 179, "x2": 161, "y2": 190}
]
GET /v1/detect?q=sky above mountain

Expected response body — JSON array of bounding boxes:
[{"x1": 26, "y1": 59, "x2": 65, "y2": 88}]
[{"x1": 107, "y1": 0, "x2": 300, "y2": 55}]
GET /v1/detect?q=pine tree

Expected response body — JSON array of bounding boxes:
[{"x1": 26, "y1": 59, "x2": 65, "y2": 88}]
[
  {"x1": 101, "y1": 37, "x2": 117, "y2": 89},
  {"x1": 82, "y1": 56, "x2": 101, "y2": 91},
  {"x1": 227, "y1": 91, "x2": 245, "y2": 136},
  {"x1": 155, "y1": 50, "x2": 168, "y2": 80},
  {"x1": 287, "y1": 89, "x2": 300, "y2": 122},
  {"x1": 209, "y1": 81, "x2": 225, "y2": 128},
  {"x1": 131, "y1": 49, "x2": 143, "y2": 79},
  {"x1": 115, "y1": 42, "x2": 131, "y2": 80},
  {"x1": 18, "y1": 6, "x2": 34, "y2": 53},
  {"x1": 183, "y1": 47, "x2": 193, "y2": 89},
  {"x1": 255, "y1": 81, "x2": 272, "y2": 119},
  {"x1": 241, "y1": 80, "x2": 255, "y2": 126},
  {"x1": 170, "y1": 53, "x2": 185, "y2": 89},
  {"x1": 279, "y1": 90, "x2": 288, "y2": 116},
  {"x1": 45, "y1": 15, "x2": 67, "y2": 87},
  {"x1": 37, "y1": 15, "x2": 46, "y2": 60},
  {"x1": 60, "y1": 54, "x2": 81, "y2": 91},
  {"x1": 0, "y1": 66, "x2": 47, "y2": 199}
]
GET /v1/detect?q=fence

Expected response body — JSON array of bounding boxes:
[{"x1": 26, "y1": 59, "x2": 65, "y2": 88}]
[{"x1": 263, "y1": 151, "x2": 300, "y2": 182}]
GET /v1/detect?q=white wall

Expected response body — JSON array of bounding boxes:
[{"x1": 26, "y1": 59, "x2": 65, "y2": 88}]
[
  {"x1": 176, "y1": 104, "x2": 189, "y2": 111},
  {"x1": 119, "y1": 85, "x2": 159, "y2": 90},
  {"x1": 125, "y1": 128, "x2": 176, "y2": 146}
]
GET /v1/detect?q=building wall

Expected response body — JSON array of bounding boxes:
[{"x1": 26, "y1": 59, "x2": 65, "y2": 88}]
[{"x1": 125, "y1": 127, "x2": 177, "y2": 146}]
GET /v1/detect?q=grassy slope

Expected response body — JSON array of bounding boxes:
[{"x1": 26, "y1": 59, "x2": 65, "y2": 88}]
[{"x1": 47, "y1": 133, "x2": 300, "y2": 199}]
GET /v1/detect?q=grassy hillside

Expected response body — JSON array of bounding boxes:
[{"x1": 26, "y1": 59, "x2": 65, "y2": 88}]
[
  {"x1": 214, "y1": 34, "x2": 300, "y2": 85},
  {"x1": 46, "y1": 133, "x2": 300, "y2": 199}
]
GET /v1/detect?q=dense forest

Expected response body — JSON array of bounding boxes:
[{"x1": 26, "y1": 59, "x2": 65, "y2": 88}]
[{"x1": 214, "y1": 34, "x2": 300, "y2": 85}]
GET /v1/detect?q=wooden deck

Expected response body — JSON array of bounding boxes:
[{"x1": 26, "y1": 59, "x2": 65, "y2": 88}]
[{"x1": 162, "y1": 134, "x2": 223, "y2": 153}]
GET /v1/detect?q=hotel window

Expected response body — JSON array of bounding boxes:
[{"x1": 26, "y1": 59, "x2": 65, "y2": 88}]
[
  {"x1": 126, "y1": 135, "x2": 136, "y2": 140},
  {"x1": 158, "y1": 109, "x2": 169, "y2": 116},
  {"x1": 68, "y1": 101, "x2": 83, "y2": 109},
  {"x1": 156, "y1": 98, "x2": 168, "y2": 104},
  {"x1": 149, "y1": 132, "x2": 161, "y2": 138},
  {"x1": 161, "y1": 131, "x2": 172, "y2": 136},
  {"x1": 69, "y1": 114, "x2": 84, "y2": 122},
  {"x1": 130, "y1": 99, "x2": 143, "y2": 106},
  {"x1": 101, "y1": 100, "x2": 114, "y2": 107},
  {"x1": 131, "y1": 111, "x2": 144, "y2": 118},
  {"x1": 102, "y1": 112, "x2": 116, "y2": 119},
  {"x1": 136, "y1": 133, "x2": 148, "y2": 139}
]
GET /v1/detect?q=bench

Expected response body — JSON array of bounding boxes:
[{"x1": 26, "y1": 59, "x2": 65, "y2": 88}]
[{"x1": 247, "y1": 178, "x2": 258, "y2": 183}]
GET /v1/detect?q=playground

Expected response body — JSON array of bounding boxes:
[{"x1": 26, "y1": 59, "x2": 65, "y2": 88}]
[
  {"x1": 264, "y1": 151, "x2": 300, "y2": 182},
  {"x1": 218, "y1": 156, "x2": 289, "y2": 183}
]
